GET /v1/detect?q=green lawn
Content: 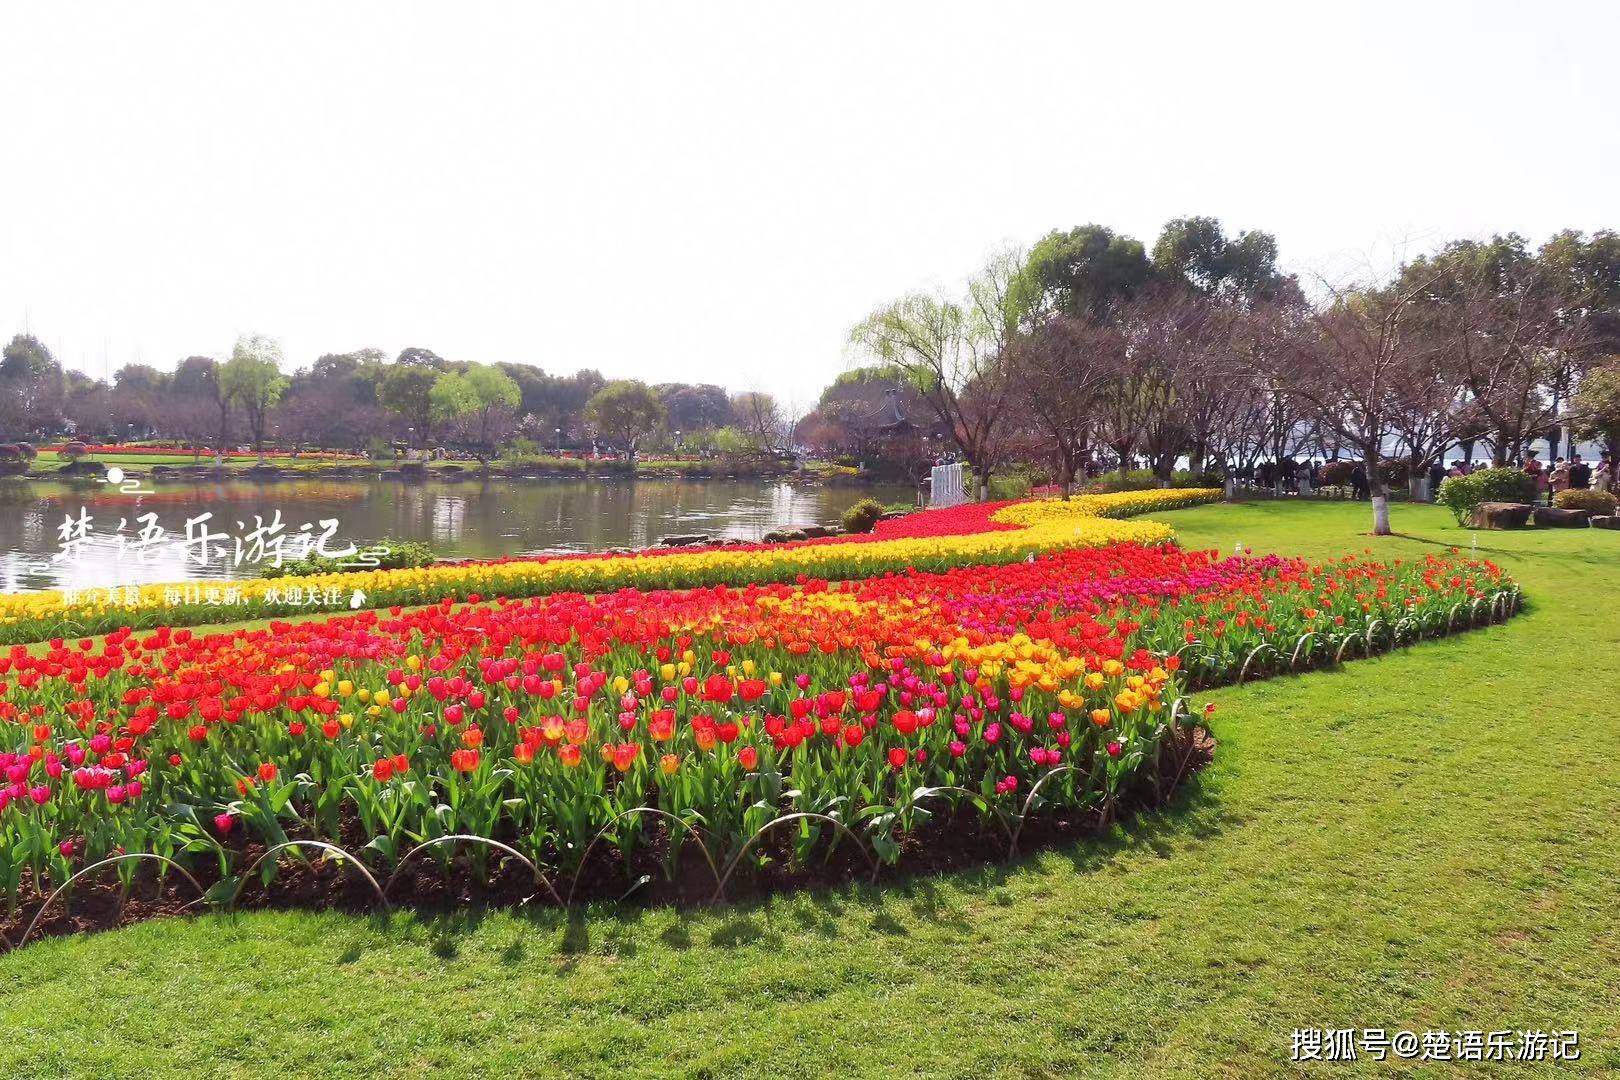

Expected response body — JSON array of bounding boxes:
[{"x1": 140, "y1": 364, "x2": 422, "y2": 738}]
[{"x1": 2, "y1": 501, "x2": 1616, "y2": 1078}]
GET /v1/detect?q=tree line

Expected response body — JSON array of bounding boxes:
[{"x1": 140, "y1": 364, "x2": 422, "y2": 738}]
[
  {"x1": 0, "y1": 337, "x2": 797, "y2": 463},
  {"x1": 849, "y1": 217, "x2": 1620, "y2": 533}
]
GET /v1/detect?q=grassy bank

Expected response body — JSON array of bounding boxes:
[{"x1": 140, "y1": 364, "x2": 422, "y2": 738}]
[
  {"x1": 21, "y1": 449, "x2": 865, "y2": 481},
  {"x1": 0, "y1": 500, "x2": 1615, "y2": 1078}
]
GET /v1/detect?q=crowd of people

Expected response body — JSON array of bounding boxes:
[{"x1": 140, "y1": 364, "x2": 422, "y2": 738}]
[
  {"x1": 1516, "y1": 450, "x2": 1617, "y2": 502},
  {"x1": 1235, "y1": 451, "x2": 1619, "y2": 505}
]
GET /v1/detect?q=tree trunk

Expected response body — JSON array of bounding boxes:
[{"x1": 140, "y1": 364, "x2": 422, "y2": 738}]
[
  {"x1": 1371, "y1": 490, "x2": 1391, "y2": 535},
  {"x1": 1059, "y1": 457, "x2": 1076, "y2": 498},
  {"x1": 216, "y1": 400, "x2": 229, "y2": 466}
]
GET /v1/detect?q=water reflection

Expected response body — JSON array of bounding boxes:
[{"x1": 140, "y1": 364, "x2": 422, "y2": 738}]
[{"x1": 0, "y1": 477, "x2": 909, "y2": 592}]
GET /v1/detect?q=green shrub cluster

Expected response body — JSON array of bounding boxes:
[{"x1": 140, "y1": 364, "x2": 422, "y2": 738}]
[
  {"x1": 1437, "y1": 467, "x2": 1538, "y2": 525},
  {"x1": 1553, "y1": 488, "x2": 1617, "y2": 515},
  {"x1": 261, "y1": 537, "x2": 436, "y2": 579},
  {"x1": 841, "y1": 497, "x2": 886, "y2": 535},
  {"x1": 1088, "y1": 469, "x2": 1222, "y2": 494}
]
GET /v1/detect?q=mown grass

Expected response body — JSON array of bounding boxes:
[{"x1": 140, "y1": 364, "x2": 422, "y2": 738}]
[{"x1": 1, "y1": 501, "x2": 1615, "y2": 1079}]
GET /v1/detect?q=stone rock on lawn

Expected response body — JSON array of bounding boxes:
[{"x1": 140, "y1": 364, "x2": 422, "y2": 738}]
[
  {"x1": 658, "y1": 534, "x2": 710, "y2": 547},
  {"x1": 800, "y1": 524, "x2": 842, "y2": 538},
  {"x1": 1593, "y1": 515, "x2": 1620, "y2": 530},
  {"x1": 761, "y1": 528, "x2": 809, "y2": 544},
  {"x1": 1469, "y1": 502, "x2": 1534, "y2": 529},
  {"x1": 1533, "y1": 506, "x2": 1590, "y2": 528}
]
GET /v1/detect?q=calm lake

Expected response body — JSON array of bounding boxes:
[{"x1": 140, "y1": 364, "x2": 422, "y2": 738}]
[{"x1": 0, "y1": 477, "x2": 913, "y2": 593}]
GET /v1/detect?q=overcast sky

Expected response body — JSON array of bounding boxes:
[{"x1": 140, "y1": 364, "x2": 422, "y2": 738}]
[{"x1": 2, "y1": 0, "x2": 1615, "y2": 406}]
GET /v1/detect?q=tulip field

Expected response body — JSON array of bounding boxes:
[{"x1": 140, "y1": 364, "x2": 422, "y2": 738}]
[
  {"x1": 0, "y1": 487, "x2": 1216, "y2": 643},
  {"x1": 0, "y1": 489, "x2": 1523, "y2": 945}
]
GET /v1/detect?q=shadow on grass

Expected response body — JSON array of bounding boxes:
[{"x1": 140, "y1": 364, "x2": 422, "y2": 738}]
[{"x1": 375, "y1": 766, "x2": 1230, "y2": 970}]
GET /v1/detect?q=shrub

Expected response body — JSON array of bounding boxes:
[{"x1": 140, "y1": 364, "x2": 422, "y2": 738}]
[
  {"x1": 1092, "y1": 470, "x2": 1219, "y2": 493},
  {"x1": 499, "y1": 438, "x2": 541, "y2": 462},
  {"x1": 366, "y1": 436, "x2": 393, "y2": 461},
  {"x1": 1317, "y1": 461, "x2": 1357, "y2": 487},
  {"x1": 841, "y1": 497, "x2": 885, "y2": 534},
  {"x1": 1554, "y1": 488, "x2": 1617, "y2": 515},
  {"x1": 1377, "y1": 458, "x2": 1410, "y2": 487},
  {"x1": 987, "y1": 474, "x2": 1033, "y2": 500},
  {"x1": 1436, "y1": 475, "x2": 1482, "y2": 524},
  {"x1": 1090, "y1": 470, "x2": 1160, "y2": 493},
  {"x1": 60, "y1": 441, "x2": 90, "y2": 461},
  {"x1": 1473, "y1": 467, "x2": 1539, "y2": 504},
  {"x1": 1437, "y1": 468, "x2": 1537, "y2": 525},
  {"x1": 261, "y1": 537, "x2": 436, "y2": 579}
]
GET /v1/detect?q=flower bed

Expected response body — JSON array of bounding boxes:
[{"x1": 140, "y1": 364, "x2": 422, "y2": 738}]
[
  {"x1": 0, "y1": 489, "x2": 1222, "y2": 644},
  {"x1": 0, "y1": 532, "x2": 1516, "y2": 939},
  {"x1": 39, "y1": 445, "x2": 367, "y2": 461}
]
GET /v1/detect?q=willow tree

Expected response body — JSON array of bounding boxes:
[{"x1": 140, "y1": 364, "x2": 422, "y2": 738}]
[
  {"x1": 218, "y1": 334, "x2": 287, "y2": 465},
  {"x1": 849, "y1": 246, "x2": 1036, "y2": 501}
]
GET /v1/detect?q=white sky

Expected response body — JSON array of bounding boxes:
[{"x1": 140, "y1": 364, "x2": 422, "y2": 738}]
[{"x1": 2, "y1": 0, "x2": 1616, "y2": 407}]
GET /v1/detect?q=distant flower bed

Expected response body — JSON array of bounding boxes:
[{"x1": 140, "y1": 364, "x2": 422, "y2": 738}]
[{"x1": 39, "y1": 445, "x2": 367, "y2": 461}]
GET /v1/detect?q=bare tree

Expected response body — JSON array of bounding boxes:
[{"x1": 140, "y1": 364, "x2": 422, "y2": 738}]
[
  {"x1": 1117, "y1": 288, "x2": 1224, "y2": 484},
  {"x1": 1406, "y1": 237, "x2": 1604, "y2": 464},
  {"x1": 1005, "y1": 314, "x2": 1118, "y2": 494},
  {"x1": 1263, "y1": 275, "x2": 1440, "y2": 534},
  {"x1": 1386, "y1": 346, "x2": 1468, "y2": 494},
  {"x1": 156, "y1": 395, "x2": 219, "y2": 459},
  {"x1": 730, "y1": 390, "x2": 789, "y2": 454}
]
